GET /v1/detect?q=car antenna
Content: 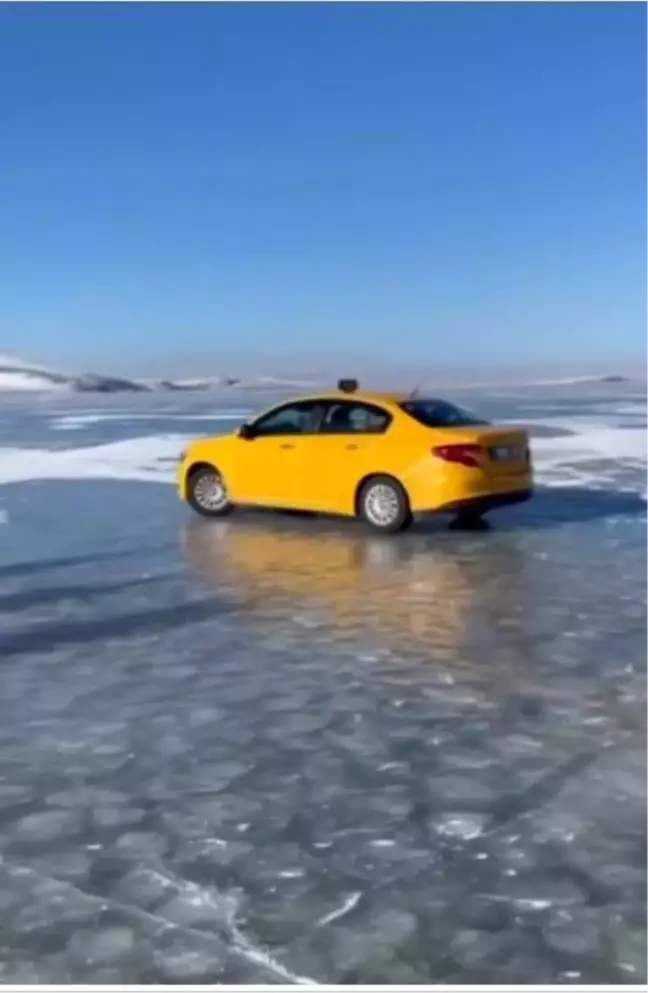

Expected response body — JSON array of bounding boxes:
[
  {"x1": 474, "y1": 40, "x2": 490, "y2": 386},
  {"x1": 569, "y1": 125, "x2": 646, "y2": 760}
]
[{"x1": 408, "y1": 379, "x2": 425, "y2": 400}]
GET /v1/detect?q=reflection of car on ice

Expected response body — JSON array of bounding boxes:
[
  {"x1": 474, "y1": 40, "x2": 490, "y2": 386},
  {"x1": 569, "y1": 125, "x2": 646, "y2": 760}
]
[
  {"x1": 177, "y1": 379, "x2": 533, "y2": 533},
  {"x1": 183, "y1": 517, "x2": 525, "y2": 664}
]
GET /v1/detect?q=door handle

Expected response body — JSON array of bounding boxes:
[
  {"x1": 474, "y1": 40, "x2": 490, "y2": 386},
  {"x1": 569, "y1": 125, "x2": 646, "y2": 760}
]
[
  {"x1": 345, "y1": 444, "x2": 359, "y2": 450},
  {"x1": 279, "y1": 443, "x2": 295, "y2": 449}
]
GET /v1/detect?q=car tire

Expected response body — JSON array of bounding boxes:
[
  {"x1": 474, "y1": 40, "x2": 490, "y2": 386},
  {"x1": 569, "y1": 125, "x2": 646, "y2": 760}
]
[
  {"x1": 358, "y1": 476, "x2": 412, "y2": 534},
  {"x1": 186, "y1": 466, "x2": 235, "y2": 518}
]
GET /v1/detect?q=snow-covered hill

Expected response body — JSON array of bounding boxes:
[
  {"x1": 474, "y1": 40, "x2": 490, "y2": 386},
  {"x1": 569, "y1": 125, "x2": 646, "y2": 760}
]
[
  {"x1": 0, "y1": 356, "x2": 149, "y2": 393},
  {"x1": 0, "y1": 357, "x2": 234, "y2": 393},
  {"x1": 0, "y1": 356, "x2": 72, "y2": 391},
  {"x1": 0, "y1": 356, "x2": 320, "y2": 394}
]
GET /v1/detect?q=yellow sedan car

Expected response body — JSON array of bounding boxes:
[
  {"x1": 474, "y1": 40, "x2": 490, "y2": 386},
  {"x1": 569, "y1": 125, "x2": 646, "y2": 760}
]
[{"x1": 177, "y1": 379, "x2": 533, "y2": 533}]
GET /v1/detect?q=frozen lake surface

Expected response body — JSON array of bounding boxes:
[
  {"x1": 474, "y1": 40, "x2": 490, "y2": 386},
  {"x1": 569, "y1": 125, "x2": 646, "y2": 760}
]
[{"x1": 0, "y1": 382, "x2": 645, "y2": 984}]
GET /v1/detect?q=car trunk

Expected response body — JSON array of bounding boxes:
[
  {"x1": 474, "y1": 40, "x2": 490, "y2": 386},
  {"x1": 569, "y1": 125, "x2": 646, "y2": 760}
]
[
  {"x1": 472, "y1": 426, "x2": 530, "y2": 477},
  {"x1": 435, "y1": 426, "x2": 531, "y2": 478}
]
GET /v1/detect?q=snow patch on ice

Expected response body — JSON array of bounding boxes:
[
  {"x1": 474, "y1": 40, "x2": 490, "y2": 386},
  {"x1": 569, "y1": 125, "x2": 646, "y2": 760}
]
[
  {"x1": 0, "y1": 407, "x2": 644, "y2": 494},
  {"x1": 51, "y1": 412, "x2": 253, "y2": 430},
  {"x1": 531, "y1": 419, "x2": 647, "y2": 488},
  {"x1": 0, "y1": 435, "x2": 191, "y2": 485},
  {"x1": 533, "y1": 421, "x2": 646, "y2": 460}
]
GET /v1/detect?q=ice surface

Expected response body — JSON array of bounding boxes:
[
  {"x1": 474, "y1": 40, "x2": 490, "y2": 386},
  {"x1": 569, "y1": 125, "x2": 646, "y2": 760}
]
[
  {"x1": 0, "y1": 383, "x2": 644, "y2": 984},
  {"x1": 13, "y1": 810, "x2": 82, "y2": 843}
]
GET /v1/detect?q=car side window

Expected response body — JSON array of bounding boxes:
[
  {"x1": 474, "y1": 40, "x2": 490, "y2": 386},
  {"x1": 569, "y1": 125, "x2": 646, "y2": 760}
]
[
  {"x1": 320, "y1": 401, "x2": 391, "y2": 434},
  {"x1": 252, "y1": 401, "x2": 322, "y2": 437}
]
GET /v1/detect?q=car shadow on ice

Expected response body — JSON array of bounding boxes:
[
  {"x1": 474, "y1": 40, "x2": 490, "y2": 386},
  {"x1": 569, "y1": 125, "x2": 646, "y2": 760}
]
[{"x1": 196, "y1": 484, "x2": 646, "y2": 537}]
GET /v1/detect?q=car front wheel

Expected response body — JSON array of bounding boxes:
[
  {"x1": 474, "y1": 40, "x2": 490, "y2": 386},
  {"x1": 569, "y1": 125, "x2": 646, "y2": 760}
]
[
  {"x1": 358, "y1": 476, "x2": 412, "y2": 533},
  {"x1": 187, "y1": 466, "x2": 234, "y2": 518}
]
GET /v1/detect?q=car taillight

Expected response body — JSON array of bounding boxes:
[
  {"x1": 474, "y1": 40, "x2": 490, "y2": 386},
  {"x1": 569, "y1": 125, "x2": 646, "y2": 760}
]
[{"x1": 432, "y1": 443, "x2": 483, "y2": 468}]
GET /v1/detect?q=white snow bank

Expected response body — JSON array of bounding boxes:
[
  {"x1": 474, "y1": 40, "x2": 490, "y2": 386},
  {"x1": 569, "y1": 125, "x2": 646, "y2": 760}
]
[
  {"x1": 533, "y1": 425, "x2": 646, "y2": 464},
  {"x1": 530, "y1": 419, "x2": 646, "y2": 491},
  {"x1": 0, "y1": 435, "x2": 191, "y2": 485},
  {"x1": 50, "y1": 411, "x2": 253, "y2": 430}
]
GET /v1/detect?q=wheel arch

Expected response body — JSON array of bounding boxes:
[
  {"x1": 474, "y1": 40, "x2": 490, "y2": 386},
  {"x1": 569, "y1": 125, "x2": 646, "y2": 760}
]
[
  {"x1": 186, "y1": 460, "x2": 221, "y2": 482},
  {"x1": 184, "y1": 461, "x2": 222, "y2": 499}
]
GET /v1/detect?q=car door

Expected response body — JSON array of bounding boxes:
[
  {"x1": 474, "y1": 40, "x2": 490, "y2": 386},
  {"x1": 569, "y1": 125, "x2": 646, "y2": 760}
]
[
  {"x1": 231, "y1": 399, "x2": 324, "y2": 507},
  {"x1": 299, "y1": 400, "x2": 393, "y2": 513}
]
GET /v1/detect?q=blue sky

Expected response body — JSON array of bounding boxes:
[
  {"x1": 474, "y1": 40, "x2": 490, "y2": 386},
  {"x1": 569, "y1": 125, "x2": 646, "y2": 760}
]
[{"x1": 0, "y1": 2, "x2": 645, "y2": 377}]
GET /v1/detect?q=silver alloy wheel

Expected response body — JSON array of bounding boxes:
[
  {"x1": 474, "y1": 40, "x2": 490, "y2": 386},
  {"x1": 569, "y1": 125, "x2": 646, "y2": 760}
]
[
  {"x1": 193, "y1": 472, "x2": 229, "y2": 511},
  {"x1": 363, "y1": 482, "x2": 400, "y2": 527}
]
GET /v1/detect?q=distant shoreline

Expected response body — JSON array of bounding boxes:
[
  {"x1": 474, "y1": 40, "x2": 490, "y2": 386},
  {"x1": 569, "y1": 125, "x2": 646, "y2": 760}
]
[{"x1": 0, "y1": 356, "x2": 639, "y2": 395}]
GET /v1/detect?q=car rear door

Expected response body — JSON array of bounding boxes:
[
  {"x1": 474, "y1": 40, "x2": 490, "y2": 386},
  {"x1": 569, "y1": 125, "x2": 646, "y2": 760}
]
[{"x1": 299, "y1": 400, "x2": 393, "y2": 513}]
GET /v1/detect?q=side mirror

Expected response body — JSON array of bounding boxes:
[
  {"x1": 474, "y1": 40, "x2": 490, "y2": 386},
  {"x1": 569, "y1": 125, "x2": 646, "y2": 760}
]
[{"x1": 238, "y1": 422, "x2": 255, "y2": 440}]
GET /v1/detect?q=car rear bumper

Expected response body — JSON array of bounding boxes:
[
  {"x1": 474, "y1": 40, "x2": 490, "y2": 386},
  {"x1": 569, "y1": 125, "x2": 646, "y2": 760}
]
[{"x1": 435, "y1": 488, "x2": 533, "y2": 515}]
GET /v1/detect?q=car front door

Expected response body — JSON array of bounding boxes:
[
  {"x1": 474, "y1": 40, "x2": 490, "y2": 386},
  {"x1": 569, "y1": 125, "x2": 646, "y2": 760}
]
[
  {"x1": 231, "y1": 400, "x2": 324, "y2": 507},
  {"x1": 299, "y1": 400, "x2": 393, "y2": 513}
]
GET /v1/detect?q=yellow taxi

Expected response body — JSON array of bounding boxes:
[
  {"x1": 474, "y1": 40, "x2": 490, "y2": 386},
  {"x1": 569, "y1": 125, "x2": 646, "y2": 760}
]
[{"x1": 177, "y1": 379, "x2": 533, "y2": 533}]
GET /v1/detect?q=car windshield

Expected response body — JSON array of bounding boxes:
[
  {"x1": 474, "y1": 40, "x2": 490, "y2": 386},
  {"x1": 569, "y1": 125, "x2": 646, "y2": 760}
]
[{"x1": 400, "y1": 398, "x2": 490, "y2": 428}]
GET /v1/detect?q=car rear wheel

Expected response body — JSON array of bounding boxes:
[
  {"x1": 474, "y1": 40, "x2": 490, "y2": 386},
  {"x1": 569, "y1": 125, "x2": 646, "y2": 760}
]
[
  {"x1": 358, "y1": 476, "x2": 412, "y2": 533},
  {"x1": 187, "y1": 466, "x2": 234, "y2": 518}
]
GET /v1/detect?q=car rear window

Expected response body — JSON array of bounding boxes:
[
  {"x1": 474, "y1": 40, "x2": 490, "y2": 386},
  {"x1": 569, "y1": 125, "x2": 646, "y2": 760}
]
[{"x1": 400, "y1": 398, "x2": 490, "y2": 428}]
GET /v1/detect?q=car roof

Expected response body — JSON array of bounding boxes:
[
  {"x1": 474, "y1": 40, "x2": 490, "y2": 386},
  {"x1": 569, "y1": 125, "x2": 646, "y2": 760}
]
[{"x1": 289, "y1": 389, "x2": 410, "y2": 408}]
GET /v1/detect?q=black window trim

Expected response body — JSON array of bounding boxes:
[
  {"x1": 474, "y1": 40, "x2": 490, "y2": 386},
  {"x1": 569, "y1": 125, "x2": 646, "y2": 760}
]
[
  {"x1": 249, "y1": 399, "x2": 327, "y2": 437},
  {"x1": 399, "y1": 397, "x2": 490, "y2": 429},
  {"x1": 249, "y1": 397, "x2": 393, "y2": 437},
  {"x1": 317, "y1": 398, "x2": 393, "y2": 436}
]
